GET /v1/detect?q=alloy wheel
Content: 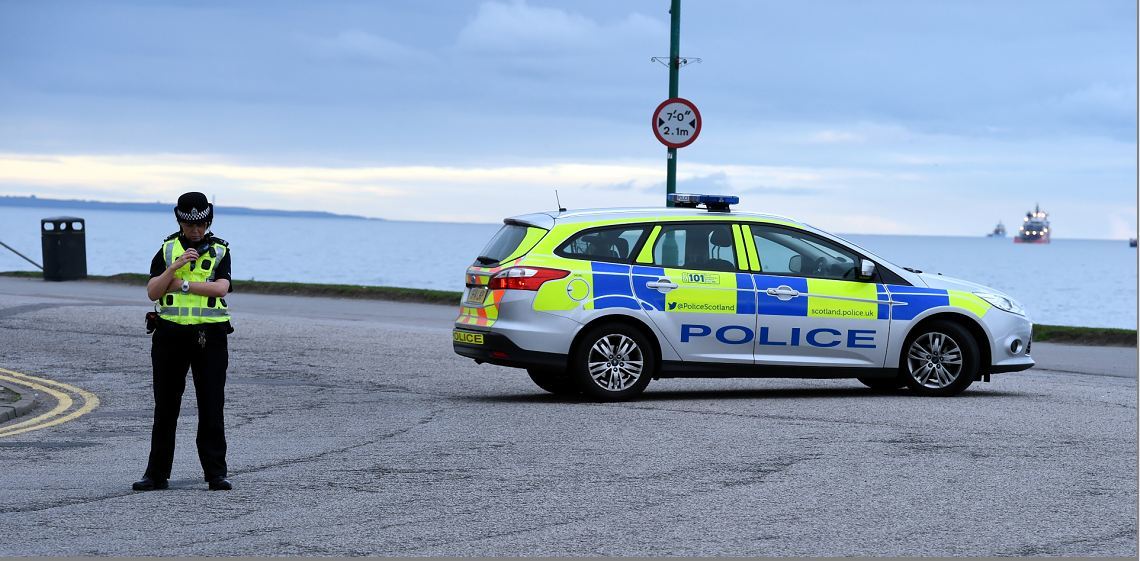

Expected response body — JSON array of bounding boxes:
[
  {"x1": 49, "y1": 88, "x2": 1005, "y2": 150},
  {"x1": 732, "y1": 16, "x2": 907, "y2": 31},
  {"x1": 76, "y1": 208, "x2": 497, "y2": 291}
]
[
  {"x1": 906, "y1": 332, "x2": 964, "y2": 389},
  {"x1": 586, "y1": 334, "x2": 644, "y2": 391}
]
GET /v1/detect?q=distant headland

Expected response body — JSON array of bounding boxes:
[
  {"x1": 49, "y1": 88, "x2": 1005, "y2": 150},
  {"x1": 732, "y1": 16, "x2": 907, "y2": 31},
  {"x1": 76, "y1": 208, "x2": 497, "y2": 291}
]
[{"x1": 0, "y1": 195, "x2": 379, "y2": 221}]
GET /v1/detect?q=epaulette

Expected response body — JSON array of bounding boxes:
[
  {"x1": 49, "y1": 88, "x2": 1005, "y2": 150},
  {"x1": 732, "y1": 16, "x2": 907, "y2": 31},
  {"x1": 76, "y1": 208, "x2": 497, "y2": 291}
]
[
  {"x1": 163, "y1": 231, "x2": 180, "y2": 242},
  {"x1": 210, "y1": 237, "x2": 230, "y2": 247}
]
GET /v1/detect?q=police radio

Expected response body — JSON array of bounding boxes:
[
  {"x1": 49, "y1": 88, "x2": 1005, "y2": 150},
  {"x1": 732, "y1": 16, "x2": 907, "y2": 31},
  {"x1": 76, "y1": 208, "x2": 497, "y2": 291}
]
[{"x1": 189, "y1": 241, "x2": 214, "y2": 271}]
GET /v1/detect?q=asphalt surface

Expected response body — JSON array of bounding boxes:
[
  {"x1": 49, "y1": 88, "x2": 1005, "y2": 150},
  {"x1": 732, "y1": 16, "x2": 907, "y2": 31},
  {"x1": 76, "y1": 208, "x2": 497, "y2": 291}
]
[{"x1": 0, "y1": 276, "x2": 1135, "y2": 556}]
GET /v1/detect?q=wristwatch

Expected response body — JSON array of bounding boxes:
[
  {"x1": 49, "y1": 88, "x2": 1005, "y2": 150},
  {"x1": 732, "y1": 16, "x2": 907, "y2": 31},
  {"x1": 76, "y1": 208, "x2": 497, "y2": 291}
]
[{"x1": 181, "y1": 280, "x2": 191, "y2": 294}]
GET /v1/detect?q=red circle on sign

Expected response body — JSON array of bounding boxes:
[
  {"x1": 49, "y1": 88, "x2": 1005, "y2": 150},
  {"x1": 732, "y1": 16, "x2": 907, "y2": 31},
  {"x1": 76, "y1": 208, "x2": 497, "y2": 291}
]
[{"x1": 652, "y1": 97, "x2": 702, "y2": 148}]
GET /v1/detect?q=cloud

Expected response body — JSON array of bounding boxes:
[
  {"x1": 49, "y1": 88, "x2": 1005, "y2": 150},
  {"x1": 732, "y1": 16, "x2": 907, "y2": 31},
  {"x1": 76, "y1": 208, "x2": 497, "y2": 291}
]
[
  {"x1": 883, "y1": 154, "x2": 954, "y2": 166},
  {"x1": 0, "y1": 153, "x2": 408, "y2": 203},
  {"x1": 678, "y1": 171, "x2": 731, "y2": 192},
  {"x1": 0, "y1": 152, "x2": 1133, "y2": 238},
  {"x1": 736, "y1": 184, "x2": 824, "y2": 197},
  {"x1": 809, "y1": 214, "x2": 911, "y2": 235},
  {"x1": 1108, "y1": 210, "x2": 1138, "y2": 239},
  {"x1": 807, "y1": 130, "x2": 866, "y2": 144},
  {"x1": 0, "y1": 153, "x2": 858, "y2": 222},
  {"x1": 576, "y1": 166, "x2": 861, "y2": 199},
  {"x1": 1056, "y1": 83, "x2": 1136, "y2": 116},
  {"x1": 591, "y1": 180, "x2": 639, "y2": 191},
  {"x1": 0, "y1": 153, "x2": 670, "y2": 220},
  {"x1": 300, "y1": 30, "x2": 436, "y2": 65},
  {"x1": 456, "y1": 1, "x2": 664, "y2": 54}
]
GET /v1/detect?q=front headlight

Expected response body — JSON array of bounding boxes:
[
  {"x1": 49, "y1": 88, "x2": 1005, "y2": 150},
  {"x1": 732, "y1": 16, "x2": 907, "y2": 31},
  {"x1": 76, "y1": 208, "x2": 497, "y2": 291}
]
[{"x1": 974, "y1": 291, "x2": 1026, "y2": 316}]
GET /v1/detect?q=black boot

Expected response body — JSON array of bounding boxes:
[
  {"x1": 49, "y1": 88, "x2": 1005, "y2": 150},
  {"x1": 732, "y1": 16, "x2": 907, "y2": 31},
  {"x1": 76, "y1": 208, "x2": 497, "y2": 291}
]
[
  {"x1": 207, "y1": 477, "x2": 232, "y2": 491},
  {"x1": 132, "y1": 477, "x2": 168, "y2": 491}
]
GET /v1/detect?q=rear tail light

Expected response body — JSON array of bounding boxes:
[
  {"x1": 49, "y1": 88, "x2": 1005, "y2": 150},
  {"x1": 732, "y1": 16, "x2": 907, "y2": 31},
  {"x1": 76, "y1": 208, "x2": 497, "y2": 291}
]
[{"x1": 489, "y1": 267, "x2": 569, "y2": 291}]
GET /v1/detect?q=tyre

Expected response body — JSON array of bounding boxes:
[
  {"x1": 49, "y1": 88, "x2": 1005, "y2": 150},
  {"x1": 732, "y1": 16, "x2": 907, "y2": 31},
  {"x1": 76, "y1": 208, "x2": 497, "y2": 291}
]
[
  {"x1": 857, "y1": 376, "x2": 906, "y2": 391},
  {"x1": 570, "y1": 324, "x2": 655, "y2": 401},
  {"x1": 526, "y1": 368, "x2": 578, "y2": 395},
  {"x1": 901, "y1": 320, "x2": 979, "y2": 397}
]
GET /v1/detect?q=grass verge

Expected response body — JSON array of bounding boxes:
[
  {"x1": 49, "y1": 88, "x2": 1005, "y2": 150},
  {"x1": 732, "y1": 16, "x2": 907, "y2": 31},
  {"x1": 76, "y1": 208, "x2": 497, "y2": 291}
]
[
  {"x1": 0, "y1": 270, "x2": 462, "y2": 305},
  {"x1": 2, "y1": 270, "x2": 1136, "y2": 346},
  {"x1": 1031, "y1": 324, "x2": 1137, "y2": 347}
]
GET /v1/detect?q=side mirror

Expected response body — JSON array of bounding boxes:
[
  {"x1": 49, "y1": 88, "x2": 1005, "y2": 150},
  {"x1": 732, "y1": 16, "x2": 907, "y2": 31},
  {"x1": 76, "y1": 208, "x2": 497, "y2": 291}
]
[
  {"x1": 859, "y1": 259, "x2": 876, "y2": 280},
  {"x1": 788, "y1": 255, "x2": 802, "y2": 274}
]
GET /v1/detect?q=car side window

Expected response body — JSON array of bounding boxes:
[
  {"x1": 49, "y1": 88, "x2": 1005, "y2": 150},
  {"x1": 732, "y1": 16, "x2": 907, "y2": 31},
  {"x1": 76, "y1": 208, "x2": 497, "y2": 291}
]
[
  {"x1": 751, "y1": 224, "x2": 859, "y2": 280},
  {"x1": 652, "y1": 223, "x2": 738, "y2": 272},
  {"x1": 556, "y1": 226, "x2": 646, "y2": 262},
  {"x1": 753, "y1": 235, "x2": 797, "y2": 274}
]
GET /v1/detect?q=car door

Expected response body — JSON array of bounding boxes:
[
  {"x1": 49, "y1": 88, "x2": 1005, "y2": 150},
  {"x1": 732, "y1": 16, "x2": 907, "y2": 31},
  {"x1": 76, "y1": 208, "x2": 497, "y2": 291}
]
[
  {"x1": 745, "y1": 223, "x2": 890, "y2": 368},
  {"x1": 550, "y1": 223, "x2": 650, "y2": 312},
  {"x1": 631, "y1": 222, "x2": 756, "y2": 364}
]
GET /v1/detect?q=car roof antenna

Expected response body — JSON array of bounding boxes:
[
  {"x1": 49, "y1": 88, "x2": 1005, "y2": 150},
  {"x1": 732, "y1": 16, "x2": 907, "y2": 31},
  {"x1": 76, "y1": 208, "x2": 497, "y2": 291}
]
[{"x1": 555, "y1": 190, "x2": 567, "y2": 213}]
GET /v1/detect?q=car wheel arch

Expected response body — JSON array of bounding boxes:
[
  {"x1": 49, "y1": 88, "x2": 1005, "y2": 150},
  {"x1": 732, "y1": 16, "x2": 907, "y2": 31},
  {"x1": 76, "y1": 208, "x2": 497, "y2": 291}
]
[
  {"x1": 901, "y1": 312, "x2": 992, "y2": 374},
  {"x1": 571, "y1": 314, "x2": 663, "y2": 378}
]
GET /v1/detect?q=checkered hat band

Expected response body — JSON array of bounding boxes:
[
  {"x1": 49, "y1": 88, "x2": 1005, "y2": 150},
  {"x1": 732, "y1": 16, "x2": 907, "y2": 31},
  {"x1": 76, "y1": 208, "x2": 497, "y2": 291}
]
[{"x1": 176, "y1": 206, "x2": 212, "y2": 222}]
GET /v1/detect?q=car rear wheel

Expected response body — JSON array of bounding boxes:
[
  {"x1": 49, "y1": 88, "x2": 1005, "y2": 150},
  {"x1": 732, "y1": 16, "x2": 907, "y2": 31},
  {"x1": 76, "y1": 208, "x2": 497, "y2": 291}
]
[
  {"x1": 901, "y1": 320, "x2": 978, "y2": 397},
  {"x1": 571, "y1": 324, "x2": 655, "y2": 401},
  {"x1": 526, "y1": 368, "x2": 578, "y2": 395}
]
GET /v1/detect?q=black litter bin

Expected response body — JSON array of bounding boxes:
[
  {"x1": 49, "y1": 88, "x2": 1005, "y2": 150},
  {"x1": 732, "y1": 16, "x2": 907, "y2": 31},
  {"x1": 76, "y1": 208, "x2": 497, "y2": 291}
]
[{"x1": 41, "y1": 217, "x2": 87, "y2": 281}]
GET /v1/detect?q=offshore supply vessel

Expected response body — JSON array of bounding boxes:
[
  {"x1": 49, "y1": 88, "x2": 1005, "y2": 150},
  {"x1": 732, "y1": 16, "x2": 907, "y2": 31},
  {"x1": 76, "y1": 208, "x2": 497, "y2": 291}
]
[{"x1": 1015, "y1": 204, "x2": 1050, "y2": 244}]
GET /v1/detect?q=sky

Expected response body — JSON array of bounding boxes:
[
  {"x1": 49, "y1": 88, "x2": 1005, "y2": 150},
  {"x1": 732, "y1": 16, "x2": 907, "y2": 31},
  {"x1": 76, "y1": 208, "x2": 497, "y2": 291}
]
[{"x1": 0, "y1": 0, "x2": 1136, "y2": 238}]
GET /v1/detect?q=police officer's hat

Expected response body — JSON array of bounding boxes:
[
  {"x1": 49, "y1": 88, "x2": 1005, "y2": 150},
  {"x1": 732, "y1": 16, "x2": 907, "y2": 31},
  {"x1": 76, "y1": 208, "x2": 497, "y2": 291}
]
[{"x1": 175, "y1": 192, "x2": 213, "y2": 224}]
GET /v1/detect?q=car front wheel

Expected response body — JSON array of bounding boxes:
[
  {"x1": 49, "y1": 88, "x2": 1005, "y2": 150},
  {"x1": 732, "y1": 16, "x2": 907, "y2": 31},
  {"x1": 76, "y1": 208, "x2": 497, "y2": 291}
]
[
  {"x1": 571, "y1": 324, "x2": 655, "y2": 401},
  {"x1": 902, "y1": 320, "x2": 979, "y2": 397}
]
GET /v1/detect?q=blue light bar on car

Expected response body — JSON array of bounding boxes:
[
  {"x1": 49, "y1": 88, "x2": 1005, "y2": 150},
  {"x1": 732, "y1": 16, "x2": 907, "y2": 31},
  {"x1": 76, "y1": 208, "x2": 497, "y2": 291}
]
[{"x1": 667, "y1": 193, "x2": 739, "y2": 211}]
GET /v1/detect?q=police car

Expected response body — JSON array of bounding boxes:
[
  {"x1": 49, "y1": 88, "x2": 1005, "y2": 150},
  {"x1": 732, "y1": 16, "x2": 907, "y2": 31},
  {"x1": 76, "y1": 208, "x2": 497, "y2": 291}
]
[{"x1": 453, "y1": 194, "x2": 1034, "y2": 400}]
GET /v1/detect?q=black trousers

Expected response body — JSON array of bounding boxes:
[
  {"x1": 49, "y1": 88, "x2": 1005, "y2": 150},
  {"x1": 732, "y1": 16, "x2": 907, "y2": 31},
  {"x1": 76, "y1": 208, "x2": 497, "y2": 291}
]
[{"x1": 145, "y1": 321, "x2": 229, "y2": 481}]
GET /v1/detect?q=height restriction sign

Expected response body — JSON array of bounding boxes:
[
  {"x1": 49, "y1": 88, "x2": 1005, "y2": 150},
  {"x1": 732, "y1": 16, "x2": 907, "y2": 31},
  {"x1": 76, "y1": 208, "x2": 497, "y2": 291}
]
[{"x1": 652, "y1": 97, "x2": 702, "y2": 148}]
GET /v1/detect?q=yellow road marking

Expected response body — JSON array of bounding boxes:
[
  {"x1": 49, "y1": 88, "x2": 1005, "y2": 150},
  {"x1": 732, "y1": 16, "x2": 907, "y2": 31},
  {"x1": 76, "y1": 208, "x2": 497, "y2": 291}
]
[
  {"x1": 0, "y1": 367, "x2": 100, "y2": 438},
  {"x1": 0, "y1": 374, "x2": 73, "y2": 434}
]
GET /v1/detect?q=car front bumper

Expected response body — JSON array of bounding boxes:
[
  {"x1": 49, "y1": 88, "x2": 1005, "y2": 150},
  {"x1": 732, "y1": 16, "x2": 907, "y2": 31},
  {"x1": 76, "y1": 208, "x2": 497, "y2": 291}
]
[{"x1": 984, "y1": 311, "x2": 1035, "y2": 374}]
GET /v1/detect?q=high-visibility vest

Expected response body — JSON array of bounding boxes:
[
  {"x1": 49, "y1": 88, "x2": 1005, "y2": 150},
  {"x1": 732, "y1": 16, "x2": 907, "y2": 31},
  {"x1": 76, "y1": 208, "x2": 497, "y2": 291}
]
[{"x1": 156, "y1": 236, "x2": 230, "y2": 325}]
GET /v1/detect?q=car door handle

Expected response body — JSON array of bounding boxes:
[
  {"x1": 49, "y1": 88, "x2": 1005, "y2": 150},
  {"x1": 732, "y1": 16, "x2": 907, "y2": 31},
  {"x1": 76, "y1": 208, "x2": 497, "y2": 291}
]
[
  {"x1": 765, "y1": 285, "x2": 800, "y2": 301},
  {"x1": 646, "y1": 278, "x2": 679, "y2": 292}
]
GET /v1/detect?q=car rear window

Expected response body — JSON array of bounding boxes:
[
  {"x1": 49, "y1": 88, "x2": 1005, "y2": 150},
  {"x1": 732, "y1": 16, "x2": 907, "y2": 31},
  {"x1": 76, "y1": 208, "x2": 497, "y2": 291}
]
[{"x1": 475, "y1": 224, "x2": 547, "y2": 265}]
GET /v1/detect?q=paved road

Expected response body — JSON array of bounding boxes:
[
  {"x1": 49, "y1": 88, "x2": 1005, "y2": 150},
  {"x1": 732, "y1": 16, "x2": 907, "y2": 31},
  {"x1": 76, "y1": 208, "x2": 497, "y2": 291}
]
[{"x1": 0, "y1": 277, "x2": 1135, "y2": 556}]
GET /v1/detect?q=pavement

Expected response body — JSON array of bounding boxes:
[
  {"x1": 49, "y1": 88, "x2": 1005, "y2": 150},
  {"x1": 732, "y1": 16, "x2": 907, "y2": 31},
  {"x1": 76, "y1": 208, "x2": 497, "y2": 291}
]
[
  {"x1": 0, "y1": 276, "x2": 1135, "y2": 556},
  {"x1": 0, "y1": 380, "x2": 37, "y2": 423}
]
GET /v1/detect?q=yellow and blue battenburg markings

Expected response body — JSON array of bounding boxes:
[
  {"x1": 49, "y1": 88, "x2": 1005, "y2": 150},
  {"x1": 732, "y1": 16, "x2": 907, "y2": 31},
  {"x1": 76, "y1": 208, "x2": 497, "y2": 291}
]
[
  {"x1": 753, "y1": 275, "x2": 809, "y2": 316},
  {"x1": 735, "y1": 273, "x2": 757, "y2": 314},
  {"x1": 627, "y1": 266, "x2": 754, "y2": 313},
  {"x1": 534, "y1": 257, "x2": 985, "y2": 321},
  {"x1": 631, "y1": 266, "x2": 666, "y2": 310},
  {"x1": 591, "y1": 262, "x2": 640, "y2": 310},
  {"x1": 752, "y1": 275, "x2": 888, "y2": 319},
  {"x1": 805, "y1": 279, "x2": 879, "y2": 319},
  {"x1": 882, "y1": 285, "x2": 951, "y2": 321}
]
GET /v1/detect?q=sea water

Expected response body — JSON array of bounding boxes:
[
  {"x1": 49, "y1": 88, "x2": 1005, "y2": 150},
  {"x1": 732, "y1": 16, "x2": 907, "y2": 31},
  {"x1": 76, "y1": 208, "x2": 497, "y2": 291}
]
[{"x1": 0, "y1": 206, "x2": 1135, "y2": 329}]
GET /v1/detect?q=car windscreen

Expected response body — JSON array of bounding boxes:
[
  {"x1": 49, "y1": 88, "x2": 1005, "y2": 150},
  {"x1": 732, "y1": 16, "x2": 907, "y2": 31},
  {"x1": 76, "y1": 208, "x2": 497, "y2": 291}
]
[{"x1": 475, "y1": 223, "x2": 547, "y2": 265}]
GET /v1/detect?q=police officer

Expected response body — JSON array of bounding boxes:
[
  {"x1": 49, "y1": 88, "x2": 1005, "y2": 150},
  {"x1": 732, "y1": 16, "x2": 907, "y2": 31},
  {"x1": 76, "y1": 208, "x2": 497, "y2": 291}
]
[{"x1": 133, "y1": 192, "x2": 234, "y2": 491}]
